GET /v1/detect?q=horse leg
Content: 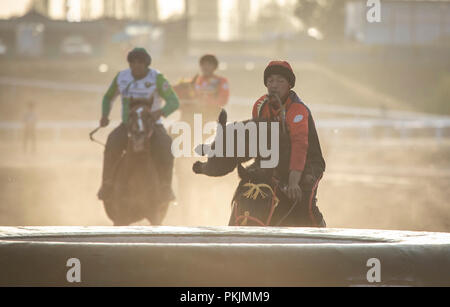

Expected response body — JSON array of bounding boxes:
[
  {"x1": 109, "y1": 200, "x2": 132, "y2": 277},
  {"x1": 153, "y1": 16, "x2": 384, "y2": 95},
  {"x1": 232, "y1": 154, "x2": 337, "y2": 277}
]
[
  {"x1": 147, "y1": 201, "x2": 170, "y2": 226},
  {"x1": 227, "y1": 212, "x2": 235, "y2": 226},
  {"x1": 112, "y1": 210, "x2": 130, "y2": 226}
]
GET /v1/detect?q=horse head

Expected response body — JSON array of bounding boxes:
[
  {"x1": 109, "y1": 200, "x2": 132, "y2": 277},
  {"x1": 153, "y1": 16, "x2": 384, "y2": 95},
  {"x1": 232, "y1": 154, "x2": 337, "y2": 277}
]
[
  {"x1": 237, "y1": 162, "x2": 273, "y2": 184},
  {"x1": 127, "y1": 98, "x2": 156, "y2": 153}
]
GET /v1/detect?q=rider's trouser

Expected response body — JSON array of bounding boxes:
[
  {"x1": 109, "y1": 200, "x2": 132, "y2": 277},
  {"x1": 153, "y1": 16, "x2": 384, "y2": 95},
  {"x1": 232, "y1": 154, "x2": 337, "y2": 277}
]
[
  {"x1": 284, "y1": 185, "x2": 326, "y2": 227},
  {"x1": 102, "y1": 123, "x2": 174, "y2": 189}
]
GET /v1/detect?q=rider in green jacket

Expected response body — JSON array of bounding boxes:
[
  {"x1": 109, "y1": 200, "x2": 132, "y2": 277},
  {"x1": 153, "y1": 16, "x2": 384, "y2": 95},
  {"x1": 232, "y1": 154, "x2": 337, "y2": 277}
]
[{"x1": 98, "y1": 47, "x2": 179, "y2": 203}]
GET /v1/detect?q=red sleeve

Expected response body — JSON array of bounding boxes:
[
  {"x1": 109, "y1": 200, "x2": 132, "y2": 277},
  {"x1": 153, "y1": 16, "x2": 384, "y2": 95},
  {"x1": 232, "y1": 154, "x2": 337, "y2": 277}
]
[
  {"x1": 286, "y1": 103, "x2": 309, "y2": 172},
  {"x1": 216, "y1": 77, "x2": 230, "y2": 107},
  {"x1": 252, "y1": 101, "x2": 259, "y2": 119},
  {"x1": 252, "y1": 95, "x2": 268, "y2": 119}
]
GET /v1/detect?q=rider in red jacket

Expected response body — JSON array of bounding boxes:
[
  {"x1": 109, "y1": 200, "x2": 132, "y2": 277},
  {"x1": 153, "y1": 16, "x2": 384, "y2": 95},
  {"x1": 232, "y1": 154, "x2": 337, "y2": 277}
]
[
  {"x1": 174, "y1": 54, "x2": 230, "y2": 135},
  {"x1": 252, "y1": 61, "x2": 326, "y2": 227},
  {"x1": 194, "y1": 54, "x2": 229, "y2": 109}
]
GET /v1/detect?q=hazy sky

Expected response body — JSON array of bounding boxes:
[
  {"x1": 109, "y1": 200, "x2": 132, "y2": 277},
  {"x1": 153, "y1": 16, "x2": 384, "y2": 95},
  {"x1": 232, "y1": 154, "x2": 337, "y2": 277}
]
[
  {"x1": 0, "y1": 0, "x2": 185, "y2": 20},
  {"x1": 0, "y1": 0, "x2": 31, "y2": 18},
  {"x1": 0, "y1": 0, "x2": 295, "y2": 20}
]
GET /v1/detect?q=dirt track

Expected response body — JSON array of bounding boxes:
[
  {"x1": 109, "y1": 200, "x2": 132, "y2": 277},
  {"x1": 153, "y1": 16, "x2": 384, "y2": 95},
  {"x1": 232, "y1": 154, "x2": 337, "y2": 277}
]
[{"x1": 1, "y1": 137, "x2": 449, "y2": 232}]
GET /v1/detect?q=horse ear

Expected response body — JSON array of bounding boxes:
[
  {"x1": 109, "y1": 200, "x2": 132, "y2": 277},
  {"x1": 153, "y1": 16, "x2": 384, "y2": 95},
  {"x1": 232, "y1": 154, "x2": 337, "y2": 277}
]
[
  {"x1": 237, "y1": 163, "x2": 248, "y2": 180},
  {"x1": 218, "y1": 109, "x2": 227, "y2": 126},
  {"x1": 194, "y1": 143, "x2": 211, "y2": 156}
]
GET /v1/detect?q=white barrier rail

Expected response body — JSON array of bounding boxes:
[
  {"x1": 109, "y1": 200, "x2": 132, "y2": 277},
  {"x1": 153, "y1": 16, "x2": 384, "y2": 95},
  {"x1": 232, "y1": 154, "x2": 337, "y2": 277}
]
[
  {"x1": 1, "y1": 118, "x2": 450, "y2": 130},
  {"x1": 1, "y1": 118, "x2": 448, "y2": 143},
  {"x1": 0, "y1": 77, "x2": 105, "y2": 94},
  {"x1": 229, "y1": 97, "x2": 449, "y2": 120},
  {"x1": 1, "y1": 77, "x2": 449, "y2": 141},
  {"x1": 2, "y1": 76, "x2": 448, "y2": 120}
]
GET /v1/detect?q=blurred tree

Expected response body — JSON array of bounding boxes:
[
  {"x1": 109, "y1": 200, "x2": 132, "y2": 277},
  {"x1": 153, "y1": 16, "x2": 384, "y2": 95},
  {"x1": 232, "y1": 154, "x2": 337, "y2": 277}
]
[
  {"x1": 116, "y1": 0, "x2": 125, "y2": 18},
  {"x1": 254, "y1": 0, "x2": 302, "y2": 39},
  {"x1": 103, "y1": 0, "x2": 116, "y2": 18},
  {"x1": 295, "y1": 0, "x2": 316, "y2": 26},
  {"x1": 138, "y1": 0, "x2": 159, "y2": 22},
  {"x1": 295, "y1": 0, "x2": 346, "y2": 40},
  {"x1": 64, "y1": 0, "x2": 70, "y2": 19},
  {"x1": 81, "y1": 0, "x2": 91, "y2": 20},
  {"x1": 31, "y1": 0, "x2": 50, "y2": 16}
]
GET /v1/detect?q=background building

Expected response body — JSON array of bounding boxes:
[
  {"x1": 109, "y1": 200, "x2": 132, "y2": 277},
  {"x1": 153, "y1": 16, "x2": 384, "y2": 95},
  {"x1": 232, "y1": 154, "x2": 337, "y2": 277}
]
[{"x1": 346, "y1": 0, "x2": 450, "y2": 45}]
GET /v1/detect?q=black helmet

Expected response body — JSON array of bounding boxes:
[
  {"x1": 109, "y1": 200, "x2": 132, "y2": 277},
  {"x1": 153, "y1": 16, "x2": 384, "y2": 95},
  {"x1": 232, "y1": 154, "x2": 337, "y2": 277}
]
[{"x1": 127, "y1": 47, "x2": 152, "y2": 66}]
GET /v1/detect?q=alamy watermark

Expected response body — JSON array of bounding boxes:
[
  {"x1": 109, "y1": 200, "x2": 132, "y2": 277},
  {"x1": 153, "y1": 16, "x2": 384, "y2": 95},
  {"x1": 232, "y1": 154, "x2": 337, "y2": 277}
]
[
  {"x1": 367, "y1": 0, "x2": 381, "y2": 23},
  {"x1": 66, "y1": 258, "x2": 81, "y2": 283},
  {"x1": 64, "y1": 256, "x2": 380, "y2": 284},
  {"x1": 366, "y1": 258, "x2": 381, "y2": 283},
  {"x1": 170, "y1": 114, "x2": 280, "y2": 169}
]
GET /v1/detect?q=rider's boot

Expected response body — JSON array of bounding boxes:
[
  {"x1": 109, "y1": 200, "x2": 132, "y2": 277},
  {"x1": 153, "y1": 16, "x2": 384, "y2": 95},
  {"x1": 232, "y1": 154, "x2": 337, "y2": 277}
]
[
  {"x1": 97, "y1": 180, "x2": 113, "y2": 201},
  {"x1": 160, "y1": 184, "x2": 176, "y2": 203},
  {"x1": 158, "y1": 166, "x2": 175, "y2": 203},
  {"x1": 98, "y1": 146, "x2": 117, "y2": 201},
  {"x1": 318, "y1": 218, "x2": 326, "y2": 228},
  {"x1": 151, "y1": 124, "x2": 176, "y2": 203}
]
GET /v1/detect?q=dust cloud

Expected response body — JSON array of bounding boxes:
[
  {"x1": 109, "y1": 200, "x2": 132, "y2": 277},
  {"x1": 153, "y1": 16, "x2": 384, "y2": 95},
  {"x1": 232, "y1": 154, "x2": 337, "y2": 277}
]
[{"x1": 0, "y1": 57, "x2": 449, "y2": 232}]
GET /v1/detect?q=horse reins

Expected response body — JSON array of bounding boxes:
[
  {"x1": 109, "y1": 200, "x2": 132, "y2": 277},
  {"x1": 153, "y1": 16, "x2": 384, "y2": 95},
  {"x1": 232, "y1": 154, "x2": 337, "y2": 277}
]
[
  {"x1": 270, "y1": 93, "x2": 287, "y2": 134},
  {"x1": 272, "y1": 178, "x2": 299, "y2": 227}
]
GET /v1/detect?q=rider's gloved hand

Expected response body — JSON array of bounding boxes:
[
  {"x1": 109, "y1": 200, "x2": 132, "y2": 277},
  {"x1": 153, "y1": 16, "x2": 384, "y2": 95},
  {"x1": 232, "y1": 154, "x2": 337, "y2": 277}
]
[
  {"x1": 100, "y1": 117, "x2": 110, "y2": 127},
  {"x1": 193, "y1": 161, "x2": 204, "y2": 174},
  {"x1": 287, "y1": 184, "x2": 302, "y2": 202},
  {"x1": 288, "y1": 170, "x2": 303, "y2": 201}
]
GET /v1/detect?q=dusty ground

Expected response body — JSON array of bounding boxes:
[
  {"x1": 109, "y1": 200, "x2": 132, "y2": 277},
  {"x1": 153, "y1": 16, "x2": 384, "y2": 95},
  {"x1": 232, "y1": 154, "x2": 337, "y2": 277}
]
[{"x1": 1, "y1": 136, "x2": 449, "y2": 232}]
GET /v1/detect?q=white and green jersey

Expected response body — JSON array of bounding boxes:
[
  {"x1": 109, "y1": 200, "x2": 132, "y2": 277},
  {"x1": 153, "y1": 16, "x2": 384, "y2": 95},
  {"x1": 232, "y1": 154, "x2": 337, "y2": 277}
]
[{"x1": 102, "y1": 68, "x2": 179, "y2": 123}]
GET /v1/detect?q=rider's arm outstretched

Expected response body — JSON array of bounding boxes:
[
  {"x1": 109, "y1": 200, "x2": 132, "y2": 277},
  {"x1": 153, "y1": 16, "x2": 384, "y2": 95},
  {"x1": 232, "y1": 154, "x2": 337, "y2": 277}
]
[{"x1": 100, "y1": 74, "x2": 120, "y2": 127}]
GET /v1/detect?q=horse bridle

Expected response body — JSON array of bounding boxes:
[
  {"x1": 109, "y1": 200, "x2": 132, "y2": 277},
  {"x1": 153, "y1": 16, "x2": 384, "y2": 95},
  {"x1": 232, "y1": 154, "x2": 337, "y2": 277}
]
[
  {"x1": 234, "y1": 176, "x2": 299, "y2": 227},
  {"x1": 89, "y1": 96, "x2": 156, "y2": 147},
  {"x1": 128, "y1": 102, "x2": 156, "y2": 141}
]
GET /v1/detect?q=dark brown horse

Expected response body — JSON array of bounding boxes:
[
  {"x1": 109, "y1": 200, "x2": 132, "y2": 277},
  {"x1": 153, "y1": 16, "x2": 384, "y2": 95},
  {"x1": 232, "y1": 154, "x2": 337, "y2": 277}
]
[
  {"x1": 103, "y1": 101, "x2": 169, "y2": 226},
  {"x1": 193, "y1": 109, "x2": 326, "y2": 227}
]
